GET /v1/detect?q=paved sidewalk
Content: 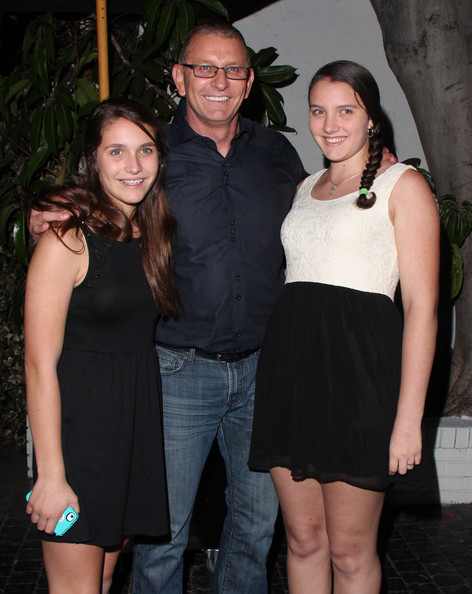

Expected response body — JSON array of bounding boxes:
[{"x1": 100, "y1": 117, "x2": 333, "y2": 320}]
[{"x1": 1, "y1": 445, "x2": 471, "y2": 593}]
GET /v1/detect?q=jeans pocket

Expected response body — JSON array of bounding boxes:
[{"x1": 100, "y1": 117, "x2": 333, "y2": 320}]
[{"x1": 156, "y1": 345, "x2": 188, "y2": 375}]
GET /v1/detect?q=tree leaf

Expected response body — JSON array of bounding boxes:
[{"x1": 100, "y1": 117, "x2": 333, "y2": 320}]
[
  {"x1": 76, "y1": 78, "x2": 99, "y2": 107},
  {"x1": 193, "y1": 0, "x2": 229, "y2": 20},
  {"x1": 142, "y1": 61, "x2": 165, "y2": 84},
  {"x1": 156, "y1": 1, "x2": 177, "y2": 47},
  {"x1": 0, "y1": 198, "x2": 15, "y2": 246},
  {"x1": 22, "y1": 20, "x2": 37, "y2": 59},
  {"x1": 176, "y1": 2, "x2": 195, "y2": 42},
  {"x1": 131, "y1": 68, "x2": 146, "y2": 98},
  {"x1": 402, "y1": 157, "x2": 421, "y2": 168},
  {"x1": 144, "y1": 0, "x2": 163, "y2": 39},
  {"x1": 44, "y1": 105, "x2": 58, "y2": 156},
  {"x1": 29, "y1": 107, "x2": 44, "y2": 153},
  {"x1": 439, "y1": 195, "x2": 472, "y2": 247},
  {"x1": 78, "y1": 50, "x2": 98, "y2": 73},
  {"x1": 259, "y1": 83, "x2": 286, "y2": 125},
  {"x1": 255, "y1": 65, "x2": 297, "y2": 84},
  {"x1": 43, "y1": 27, "x2": 56, "y2": 63},
  {"x1": 250, "y1": 47, "x2": 278, "y2": 68},
  {"x1": 450, "y1": 243, "x2": 464, "y2": 300},
  {"x1": 12, "y1": 211, "x2": 28, "y2": 269},
  {"x1": 55, "y1": 83, "x2": 75, "y2": 110},
  {"x1": 168, "y1": 22, "x2": 181, "y2": 62},
  {"x1": 55, "y1": 102, "x2": 74, "y2": 141},
  {"x1": 5, "y1": 79, "x2": 29, "y2": 104},
  {"x1": 18, "y1": 145, "x2": 49, "y2": 186}
]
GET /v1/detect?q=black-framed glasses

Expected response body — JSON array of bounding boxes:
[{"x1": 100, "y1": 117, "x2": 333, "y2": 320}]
[{"x1": 182, "y1": 64, "x2": 250, "y2": 80}]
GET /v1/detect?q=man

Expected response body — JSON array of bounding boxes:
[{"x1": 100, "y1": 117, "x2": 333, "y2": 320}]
[
  {"x1": 132, "y1": 24, "x2": 306, "y2": 593},
  {"x1": 30, "y1": 23, "x2": 306, "y2": 593}
]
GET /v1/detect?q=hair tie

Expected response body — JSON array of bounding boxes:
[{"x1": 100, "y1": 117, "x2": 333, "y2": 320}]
[{"x1": 359, "y1": 188, "x2": 369, "y2": 196}]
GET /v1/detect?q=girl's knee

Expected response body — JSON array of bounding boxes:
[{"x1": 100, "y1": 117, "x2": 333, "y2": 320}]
[
  {"x1": 286, "y1": 523, "x2": 330, "y2": 560},
  {"x1": 330, "y1": 542, "x2": 378, "y2": 578}
]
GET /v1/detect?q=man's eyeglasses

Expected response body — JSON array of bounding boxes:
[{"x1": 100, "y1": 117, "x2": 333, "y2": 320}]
[{"x1": 182, "y1": 64, "x2": 250, "y2": 80}]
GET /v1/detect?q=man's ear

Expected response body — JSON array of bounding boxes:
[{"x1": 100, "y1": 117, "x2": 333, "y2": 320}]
[
  {"x1": 244, "y1": 68, "x2": 255, "y2": 100},
  {"x1": 172, "y1": 63, "x2": 186, "y2": 97}
]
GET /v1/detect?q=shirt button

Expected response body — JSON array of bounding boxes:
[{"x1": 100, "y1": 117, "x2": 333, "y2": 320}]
[
  {"x1": 230, "y1": 228, "x2": 235, "y2": 234},
  {"x1": 235, "y1": 275, "x2": 240, "y2": 281},
  {"x1": 225, "y1": 180, "x2": 230, "y2": 185},
  {"x1": 231, "y1": 237, "x2": 236, "y2": 243},
  {"x1": 230, "y1": 220, "x2": 235, "y2": 226},
  {"x1": 236, "y1": 295, "x2": 242, "y2": 301}
]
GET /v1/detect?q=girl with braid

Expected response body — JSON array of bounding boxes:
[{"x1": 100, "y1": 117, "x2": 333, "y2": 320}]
[{"x1": 249, "y1": 61, "x2": 439, "y2": 593}]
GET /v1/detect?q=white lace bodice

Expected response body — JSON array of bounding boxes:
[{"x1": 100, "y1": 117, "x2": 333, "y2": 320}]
[{"x1": 282, "y1": 163, "x2": 414, "y2": 300}]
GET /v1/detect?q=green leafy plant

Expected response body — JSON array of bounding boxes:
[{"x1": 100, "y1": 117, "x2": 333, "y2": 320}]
[
  {"x1": 0, "y1": 1, "x2": 299, "y2": 449},
  {"x1": 404, "y1": 158, "x2": 472, "y2": 300}
]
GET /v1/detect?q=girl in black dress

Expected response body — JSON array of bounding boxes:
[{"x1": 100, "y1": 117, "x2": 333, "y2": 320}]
[{"x1": 25, "y1": 98, "x2": 178, "y2": 593}]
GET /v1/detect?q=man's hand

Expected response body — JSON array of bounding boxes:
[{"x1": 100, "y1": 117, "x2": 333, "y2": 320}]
[
  {"x1": 29, "y1": 209, "x2": 70, "y2": 243},
  {"x1": 383, "y1": 147, "x2": 398, "y2": 164}
]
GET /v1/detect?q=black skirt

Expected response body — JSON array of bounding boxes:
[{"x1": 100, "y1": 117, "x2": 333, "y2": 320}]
[{"x1": 249, "y1": 281, "x2": 403, "y2": 491}]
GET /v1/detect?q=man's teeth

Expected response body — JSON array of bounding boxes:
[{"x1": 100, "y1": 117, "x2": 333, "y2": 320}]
[
  {"x1": 206, "y1": 96, "x2": 229, "y2": 102},
  {"x1": 120, "y1": 179, "x2": 143, "y2": 185}
]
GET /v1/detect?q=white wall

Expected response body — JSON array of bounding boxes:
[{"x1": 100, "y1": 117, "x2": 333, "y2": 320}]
[{"x1": 236, "y1": 0, "x2": 427, "y2": 173}]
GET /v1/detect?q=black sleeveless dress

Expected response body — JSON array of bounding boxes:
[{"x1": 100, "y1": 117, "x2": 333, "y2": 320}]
[{"x1": 42, "y1": 227, "x2": 169, "y2": 546}]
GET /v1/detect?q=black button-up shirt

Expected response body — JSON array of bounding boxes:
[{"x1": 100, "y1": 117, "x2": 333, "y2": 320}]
[{"x1": 156, "y1": 100, "x2": 307, "y2": 352}]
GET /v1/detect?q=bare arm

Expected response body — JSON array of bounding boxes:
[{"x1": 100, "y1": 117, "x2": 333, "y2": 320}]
[
  {"x1": 24, "y1": 228, "x2": 87, "y2": 533},
  {"x1": 388, "y1": 169, "x2": 440, "y2": 475}
]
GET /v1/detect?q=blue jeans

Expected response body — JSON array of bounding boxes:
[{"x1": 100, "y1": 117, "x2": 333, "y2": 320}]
[{"x1": 131, "y1": 346, "x2": 279, "y2": 594}]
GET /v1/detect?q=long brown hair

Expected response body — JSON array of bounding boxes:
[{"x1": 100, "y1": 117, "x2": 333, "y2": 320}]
[
  {"x1": 309, "y1": 60, "x2": 383, "y2": 209},
  {"x1": 33, "y1": 97, "x2": 179, "y2": 317}
]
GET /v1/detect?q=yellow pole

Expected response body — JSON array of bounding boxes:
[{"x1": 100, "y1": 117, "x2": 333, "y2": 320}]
[{"x1": 96, "y1": 0, "x2": 110, "y2": 101}]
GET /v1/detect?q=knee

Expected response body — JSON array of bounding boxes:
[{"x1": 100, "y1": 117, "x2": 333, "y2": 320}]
[
  {"x1": 285, "y1": 521, "x2": 330, "y2": 561},
  {"x1": 329, "y1": 541, "x2": 376, "y2": 579}
]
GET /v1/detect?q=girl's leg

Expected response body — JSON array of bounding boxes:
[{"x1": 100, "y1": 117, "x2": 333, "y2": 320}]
[
  {"x1": 270, "y1": 467, "x2": 331, "y2": 594},
  {"x1": 102, "y1": 546, "x2": 122, "y2": 594},
  {"x1": 322, "y1": 481, "x2": 385, "y2": 594},
  {"x1": 42, "y1": 540, "x2": 122, "y2": 594},
  {"x1": 42, "y1": 541, "x2": 105, "y2": 594}
]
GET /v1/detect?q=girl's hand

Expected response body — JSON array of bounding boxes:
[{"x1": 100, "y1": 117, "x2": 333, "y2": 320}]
[
  {"x1": 26, "y1": 480, "x2": 79, "y2": 535},
  {"x1": 388, "y1": 419, "x2": 422, "y2": 476}
]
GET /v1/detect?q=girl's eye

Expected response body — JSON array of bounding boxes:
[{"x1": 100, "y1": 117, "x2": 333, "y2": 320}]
[
  {"x1": 341, "y1": 109, "x2": 353, "y2": 115},
  {"x1": 141, "y1": 147, "x2": 153, "y2": 154},
  {"x1": 311, "y1": 109, "x2": 322, "y2": 116},
  {"x1": 110, "y1": 148, "x2": 123, "y2": 156}
]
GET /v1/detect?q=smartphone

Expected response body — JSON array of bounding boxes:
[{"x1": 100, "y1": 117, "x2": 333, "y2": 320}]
[{"x1": 26, "y1": 490, "x2": 79, "y2": 536}]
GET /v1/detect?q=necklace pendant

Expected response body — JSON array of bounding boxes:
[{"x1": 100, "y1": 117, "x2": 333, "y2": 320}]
[{"x1": 329, "y1": 185, "x2": 336, "y2": 195}]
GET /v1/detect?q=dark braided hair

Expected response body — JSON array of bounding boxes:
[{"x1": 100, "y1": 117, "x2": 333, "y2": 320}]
[{"x1": 309, "y1": 60, "x2": 383, "y2": 209}]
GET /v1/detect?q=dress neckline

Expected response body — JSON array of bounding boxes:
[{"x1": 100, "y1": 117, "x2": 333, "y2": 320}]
[{"x1": 310, "y1": 164, "x2": 397, "y2": 203}]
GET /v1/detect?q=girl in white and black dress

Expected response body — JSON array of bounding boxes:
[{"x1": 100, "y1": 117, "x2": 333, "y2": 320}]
[{"x1": 249, "y1": 61, "x2": 439, "y2": 593}]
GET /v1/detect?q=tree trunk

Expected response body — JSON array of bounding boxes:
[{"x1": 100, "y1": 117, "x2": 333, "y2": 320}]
[{"x1": 370, "y1": 0, "x2": 472, "y2": 415}]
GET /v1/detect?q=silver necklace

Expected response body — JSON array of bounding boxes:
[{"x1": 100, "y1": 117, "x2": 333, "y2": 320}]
[{"x1": 327, "y1": 170, "x2": 362, "y2": 195}]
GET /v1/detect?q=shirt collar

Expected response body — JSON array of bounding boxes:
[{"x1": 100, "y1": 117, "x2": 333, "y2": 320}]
[{"x1": 168, "y1": 98, "x2": 251, "y2": 147}]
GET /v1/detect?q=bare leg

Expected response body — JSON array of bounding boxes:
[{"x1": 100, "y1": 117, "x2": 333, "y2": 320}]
[
  {"x1": 42, "y1": 541, "x2": 104, "y2": 594},
  {"x1": 323, "y1": 481, "x2": 384, "y2": 594},
  {"x1": 42, "y1": 540, "x2": 122, "y2": 594},
  {"x1": 102, "y1": 545, "x2": 122, "y2": 594},
  {"x1": 270, "y1": 467, "x2": 331, "y2": 594}
]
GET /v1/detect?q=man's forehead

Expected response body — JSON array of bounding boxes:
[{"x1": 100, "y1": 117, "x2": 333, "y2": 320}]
[{"x1": 185, "y1": 33, "x2": 248, "y2": 62}]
